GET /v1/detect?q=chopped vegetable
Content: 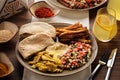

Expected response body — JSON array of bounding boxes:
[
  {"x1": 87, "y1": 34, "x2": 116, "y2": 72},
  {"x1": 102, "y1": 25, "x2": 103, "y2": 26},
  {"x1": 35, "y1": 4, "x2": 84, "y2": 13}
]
[{"x1": 61, "y1": 40, "x2": 92, "y2": 70}]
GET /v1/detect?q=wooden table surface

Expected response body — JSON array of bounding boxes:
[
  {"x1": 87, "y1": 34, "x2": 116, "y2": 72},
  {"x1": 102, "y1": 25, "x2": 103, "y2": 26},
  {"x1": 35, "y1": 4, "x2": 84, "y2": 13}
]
[{"x1": 0, "y1": 0, "x2": 120, "y2": 80}]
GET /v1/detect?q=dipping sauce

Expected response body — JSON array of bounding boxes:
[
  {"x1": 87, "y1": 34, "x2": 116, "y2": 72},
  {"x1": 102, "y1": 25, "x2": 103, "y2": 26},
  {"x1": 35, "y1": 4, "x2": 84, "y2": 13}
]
[
  {"x1": 46, "y1": 42, "x2": 69, "y2": 58},
  {"x1": 35, "y1": 7, "x2": 54, "y2": 18}
]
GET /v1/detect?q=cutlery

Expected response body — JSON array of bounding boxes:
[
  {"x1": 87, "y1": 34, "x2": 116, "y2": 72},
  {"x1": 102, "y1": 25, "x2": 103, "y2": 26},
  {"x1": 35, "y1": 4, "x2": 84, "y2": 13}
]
[
  {"x1": 88, "y1": 51, "x2": 110, "y2": 80},
  {"x1": 105, "y1": 48, "x2": 117, "y2": 80}
]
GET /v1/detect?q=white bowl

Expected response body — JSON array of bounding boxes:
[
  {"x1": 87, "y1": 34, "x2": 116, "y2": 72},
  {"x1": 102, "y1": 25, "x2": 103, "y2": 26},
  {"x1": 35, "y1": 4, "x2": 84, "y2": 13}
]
[
  {"x1": 29, "y1": 1, "x2": 60, "y2": 21},
  {"x1": 0, "y1": 21, "x2": 18, "y2": 43},
  {"x1": 0, "y1": 52, "x2": 14, "y2": 77}
]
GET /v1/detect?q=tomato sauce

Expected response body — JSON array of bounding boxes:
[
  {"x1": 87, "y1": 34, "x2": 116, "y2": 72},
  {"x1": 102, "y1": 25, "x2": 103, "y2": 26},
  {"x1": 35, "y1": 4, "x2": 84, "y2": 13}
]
[{"x1": 35, "y1": 7, "x2": 54, "y2": 18}]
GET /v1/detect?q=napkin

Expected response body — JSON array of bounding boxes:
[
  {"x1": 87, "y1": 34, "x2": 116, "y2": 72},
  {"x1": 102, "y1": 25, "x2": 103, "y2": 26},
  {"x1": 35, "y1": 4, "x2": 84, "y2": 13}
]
[
  {"x1": 23, "y1": 66, "x2": 91, "y2": 80},
  {"x1": 0, "y1": 0, "x2": 27, "y2": 22}
]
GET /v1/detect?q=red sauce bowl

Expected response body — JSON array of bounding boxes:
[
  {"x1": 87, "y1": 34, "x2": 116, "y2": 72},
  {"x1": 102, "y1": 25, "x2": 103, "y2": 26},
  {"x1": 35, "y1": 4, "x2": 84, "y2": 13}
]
[
  {"x1": 29, "y1": 1, "x2": 60, "y2": 21},
  {"x1": 35, "y1": 7, "x2": 54, "y2": 18}
]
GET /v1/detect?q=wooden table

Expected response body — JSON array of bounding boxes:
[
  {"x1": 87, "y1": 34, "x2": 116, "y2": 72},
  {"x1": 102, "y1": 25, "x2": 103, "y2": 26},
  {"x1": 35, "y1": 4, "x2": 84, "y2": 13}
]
[
  {"x1": 0, "y1": 0, "x2": 120, "y2": 80},
  {"x1": 89, "y1": 2, "x2": 120, "y2": 80}
]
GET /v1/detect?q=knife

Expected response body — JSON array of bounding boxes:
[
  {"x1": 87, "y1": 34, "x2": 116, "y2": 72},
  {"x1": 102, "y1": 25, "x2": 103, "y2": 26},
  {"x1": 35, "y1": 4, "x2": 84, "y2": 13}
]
[
  {"x1": 88, "y1": 51, "x2": 110, "y2": 80},
  {"x1": 105, "y1": 48, "x2": 117, "y2": 80}
]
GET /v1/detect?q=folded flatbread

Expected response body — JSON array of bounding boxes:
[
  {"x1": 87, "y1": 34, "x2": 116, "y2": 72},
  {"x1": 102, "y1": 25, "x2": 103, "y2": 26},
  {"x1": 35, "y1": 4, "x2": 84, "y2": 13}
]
[
  {"x1": 19, "y1": 22, "x2": 56, "y2": 38},
  {"x1": 18, "y1": 33, "x2": 55, "y2": 59}
]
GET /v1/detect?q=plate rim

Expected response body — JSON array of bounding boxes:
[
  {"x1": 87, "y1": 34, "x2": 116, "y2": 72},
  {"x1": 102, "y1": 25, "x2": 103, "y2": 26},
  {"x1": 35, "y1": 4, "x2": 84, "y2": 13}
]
[{"x1": 47, "y1": 0, "x2": 107, "y2": 11}]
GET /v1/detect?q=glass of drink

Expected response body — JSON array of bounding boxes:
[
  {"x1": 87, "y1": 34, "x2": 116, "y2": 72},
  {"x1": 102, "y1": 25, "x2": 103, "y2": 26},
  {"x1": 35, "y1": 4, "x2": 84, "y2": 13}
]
[
  {"x1": 107, "y1": 0, "x2": 120, "y2": 21},
  {"x1": 93, "y1": 7, "x2": 117, "y2": 42}
]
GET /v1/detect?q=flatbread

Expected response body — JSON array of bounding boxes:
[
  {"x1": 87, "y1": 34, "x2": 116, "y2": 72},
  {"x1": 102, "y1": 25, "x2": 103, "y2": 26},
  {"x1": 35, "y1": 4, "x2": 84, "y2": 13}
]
[
  {"x1": 19, "y1": 22, "x2": 56, "y2": 38},
  {"x1": 18, "y1": 33, "x2": 55, "y2": 59}
]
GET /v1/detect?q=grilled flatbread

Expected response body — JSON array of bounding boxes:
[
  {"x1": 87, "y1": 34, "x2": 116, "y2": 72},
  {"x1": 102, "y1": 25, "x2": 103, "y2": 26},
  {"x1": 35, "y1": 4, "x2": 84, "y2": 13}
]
[
  {"x1": 19, "y1": 22, "x2": 56, "y2": 38},
  {"x1": 18, "y1": 33, "x2": 55, "y2": 59}
]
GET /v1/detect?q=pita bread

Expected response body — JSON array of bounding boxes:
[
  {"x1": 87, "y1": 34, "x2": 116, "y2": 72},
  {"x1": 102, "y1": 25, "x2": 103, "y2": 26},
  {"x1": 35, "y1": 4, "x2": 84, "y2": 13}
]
[
  {"x1": 18, "y1": 33, "x2": 55, "y2": 59},
  {"x1": 19, "y1": 22, "x2": 56, "y2": 38}
]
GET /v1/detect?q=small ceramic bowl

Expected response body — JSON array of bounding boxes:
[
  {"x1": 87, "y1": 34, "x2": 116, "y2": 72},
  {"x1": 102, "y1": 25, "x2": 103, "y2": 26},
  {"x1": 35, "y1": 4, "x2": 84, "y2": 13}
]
[
  {"x1": 29, "y1": 1, "x2": 60, "y2": 21},
  {"x1": 0, "y1": 21, "x2": 18, "y2": 43},
  {"x1": 0, "y1": 52, "x2": 14, "y2": 77}
]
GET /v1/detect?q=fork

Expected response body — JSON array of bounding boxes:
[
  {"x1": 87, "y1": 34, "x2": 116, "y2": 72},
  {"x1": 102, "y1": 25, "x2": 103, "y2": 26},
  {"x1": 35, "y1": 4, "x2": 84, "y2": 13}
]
[{"x1": 88, "y1": 53, "x2": 110, "y2": 80}]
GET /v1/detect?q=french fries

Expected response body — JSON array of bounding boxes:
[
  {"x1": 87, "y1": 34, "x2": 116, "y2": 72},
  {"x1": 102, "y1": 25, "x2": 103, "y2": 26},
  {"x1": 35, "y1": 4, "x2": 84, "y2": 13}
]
[{"x1": 56, "y1": 22, "x2": 90, "y2": 43}]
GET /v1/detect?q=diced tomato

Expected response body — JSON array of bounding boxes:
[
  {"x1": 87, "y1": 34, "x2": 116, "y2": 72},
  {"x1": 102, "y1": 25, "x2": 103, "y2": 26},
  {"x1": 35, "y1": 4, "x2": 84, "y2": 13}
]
[
  {"x1": 86, "y1": 0, "x2": 91, "y2": 4},
  {"x1": 77, "y1": 47, "x2": 81, "y2": 50},
  {"x1": 68, "y1": 49, "x2": 73, "y2": 52},
  {"x1": 64, "y1": 53, "x2": 71, "y2": 57},
  {"x1": 73, "y1": 48, "x2": 78, "y2": 51}
]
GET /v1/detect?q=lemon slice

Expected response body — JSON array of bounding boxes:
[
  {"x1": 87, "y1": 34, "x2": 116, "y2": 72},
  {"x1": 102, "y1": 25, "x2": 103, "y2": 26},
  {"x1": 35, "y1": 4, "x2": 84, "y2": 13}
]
[{"x1": 96, "y1": 15, "x2": 113, "y2": 31}]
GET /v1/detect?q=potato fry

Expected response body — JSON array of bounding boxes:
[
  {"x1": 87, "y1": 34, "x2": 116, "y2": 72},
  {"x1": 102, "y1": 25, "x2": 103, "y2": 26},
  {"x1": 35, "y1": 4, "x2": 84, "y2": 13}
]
[
  {"x1": 56, "y1": 22, "x2": 90, "y2": 43},
  {"x1": 64, "y1": 22, "x2": 82, "y2": 30},
  {"x1": 56, "y1": 28, "x2": 69, "y2": 32},
  {"x1": 60, "y1": 27, "x2": 87, "y2": 34},
  {"x1": 59, "y1": 32, "x2": 86, "y2": 39}
]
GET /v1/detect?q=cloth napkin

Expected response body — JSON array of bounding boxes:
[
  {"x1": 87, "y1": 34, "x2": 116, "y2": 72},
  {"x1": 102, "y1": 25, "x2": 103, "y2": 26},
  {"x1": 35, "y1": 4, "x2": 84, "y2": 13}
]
[
  {"x1": 22, "y1": 0, "x2": 90, "y2": 80},
  {"x1": 23, "y1": 66, "x2": 91, "y2": 80}
]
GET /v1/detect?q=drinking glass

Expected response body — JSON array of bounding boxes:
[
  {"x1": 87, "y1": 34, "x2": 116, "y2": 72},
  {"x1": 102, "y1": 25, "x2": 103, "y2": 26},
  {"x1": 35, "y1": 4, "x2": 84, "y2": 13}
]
[
  {"x1": 93, "y1": 7, "x2": 117, "y2": 42},
  {"x1": 107, "y1": 0, "x2": 120, "y2": 21}
]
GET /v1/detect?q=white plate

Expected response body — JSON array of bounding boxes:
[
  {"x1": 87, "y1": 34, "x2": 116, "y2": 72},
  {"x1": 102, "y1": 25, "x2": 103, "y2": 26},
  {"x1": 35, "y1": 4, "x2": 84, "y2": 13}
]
[
  {"x1": 16, "y1": 23, "x2": 98, "y2": 77},
  {"x1": 47, "y1": 0, "x2": 107, "y2": 10},
  {"x1": 0, "y1": 21, "x2": 18, "y2": 43}
]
